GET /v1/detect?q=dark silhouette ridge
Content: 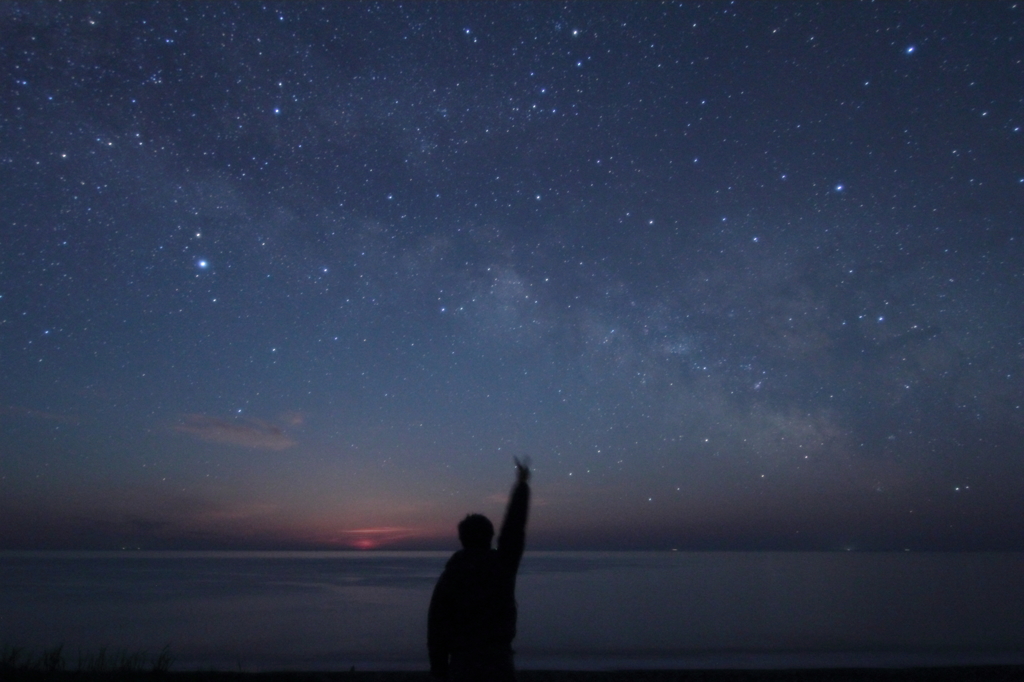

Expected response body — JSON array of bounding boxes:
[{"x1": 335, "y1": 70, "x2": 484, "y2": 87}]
[{"x1": 428, "y1": 458, "x2": 531, "y2": 682}]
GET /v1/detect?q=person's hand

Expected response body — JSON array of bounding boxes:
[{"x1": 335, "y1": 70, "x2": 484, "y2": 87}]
[{"x1": 514, "y1": 456, "x2": 531, "y2": 483}]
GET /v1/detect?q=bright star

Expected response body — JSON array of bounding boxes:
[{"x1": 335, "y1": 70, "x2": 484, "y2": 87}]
[{"x1": 197, "y1": 259, "x2": 209, "y2": 269}]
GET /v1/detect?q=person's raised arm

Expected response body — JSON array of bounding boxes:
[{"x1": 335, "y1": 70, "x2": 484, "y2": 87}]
[{"x1": 497, "y1": 457, "x2": 531, "y2": 567}]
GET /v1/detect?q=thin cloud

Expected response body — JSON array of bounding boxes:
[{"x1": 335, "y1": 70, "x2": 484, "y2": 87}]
[
  {"x1": 336, "y1": 526, "x2": 421, "y2": 549},
  {"x1": 280, "y1": 410, "x2": 306, "y2": 426},
  {"x1": 174, "y1": 414, "x2": 296, "y2": 450}
]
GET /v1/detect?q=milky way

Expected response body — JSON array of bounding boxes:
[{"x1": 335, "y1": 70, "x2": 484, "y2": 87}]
[{"x1": 2, "y1": 2, "x2": 1022, "y2": 550}]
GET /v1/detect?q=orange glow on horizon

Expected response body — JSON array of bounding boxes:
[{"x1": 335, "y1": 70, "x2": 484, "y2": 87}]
[
  {"x1": 352, "y1": 537, "x2": 379, "y2": 550},
  {"x1": 325, "y1": 526, "x2": 438, "y2": 549}
]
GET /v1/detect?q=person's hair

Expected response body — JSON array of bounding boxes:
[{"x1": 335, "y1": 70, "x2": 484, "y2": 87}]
[{"x1": 458, "y1": 513, "x2": 494, "y2": 550}]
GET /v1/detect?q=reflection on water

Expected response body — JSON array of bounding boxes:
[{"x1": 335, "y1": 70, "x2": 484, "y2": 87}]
[{"x1": 1, "y1": 551, "x2": 1023, "y2": 671}]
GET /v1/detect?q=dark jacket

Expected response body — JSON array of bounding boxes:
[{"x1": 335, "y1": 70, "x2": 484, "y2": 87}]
[{"x1": 428, "y1": 480, "x2": 530, "y2": 678}]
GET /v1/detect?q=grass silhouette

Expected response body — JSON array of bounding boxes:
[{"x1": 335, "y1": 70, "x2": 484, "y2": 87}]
[{"x1": 2, "y1": 643, "x2": 172, "y2": 676}]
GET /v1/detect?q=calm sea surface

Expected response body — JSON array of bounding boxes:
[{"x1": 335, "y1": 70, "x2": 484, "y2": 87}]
[{"x1": 2, "y1": 551, "x2": 1023, "y2": 671}]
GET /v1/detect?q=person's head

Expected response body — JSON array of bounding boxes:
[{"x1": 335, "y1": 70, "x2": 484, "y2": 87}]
[{"x1": 458, "y1": 513, "x2": 494, "y2": 550}]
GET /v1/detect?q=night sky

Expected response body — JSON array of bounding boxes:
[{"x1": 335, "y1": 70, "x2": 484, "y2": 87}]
[{"x1": 2, "y1": 2, "x2": 1023, "y2": 552}]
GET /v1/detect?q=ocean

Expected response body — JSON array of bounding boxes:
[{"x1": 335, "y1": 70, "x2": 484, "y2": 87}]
[{"x1": 2, "y1": 551, "x2": 1023, "y2": 671}]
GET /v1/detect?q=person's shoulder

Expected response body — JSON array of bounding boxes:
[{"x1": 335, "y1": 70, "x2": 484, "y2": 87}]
[{"x1": 446, "y1": 547, "x2": 500, "y2": 570}]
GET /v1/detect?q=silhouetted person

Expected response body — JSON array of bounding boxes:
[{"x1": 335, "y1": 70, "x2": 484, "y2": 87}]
[{"x1": 428, "y1": 458, "x2": 531, "y2": 682}]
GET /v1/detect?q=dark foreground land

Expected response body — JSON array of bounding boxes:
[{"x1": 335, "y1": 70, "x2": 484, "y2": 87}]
[{"x1": 4, "y1": 669, "x2": 1024, "y2": 682}]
